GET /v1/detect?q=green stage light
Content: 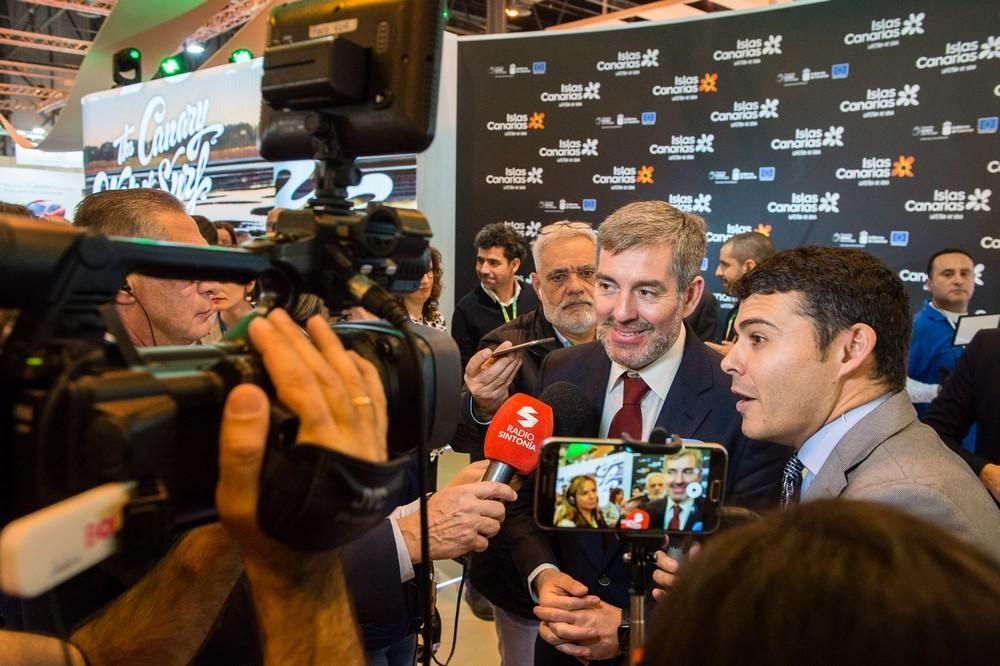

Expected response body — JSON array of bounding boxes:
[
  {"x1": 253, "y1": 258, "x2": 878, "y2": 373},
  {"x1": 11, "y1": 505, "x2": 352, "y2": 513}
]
[
  {"x1": 128, "y1": 48, "x2": 140, "y2": 60},
  {"x1": 229, "y1": 48, "x2": 254, "y2": 64},
  {"x1": 159, "y1": 55, "x2": 185, "y2": 77},
  {"x1": 113, "y1": 47, "x2": 142, "y2": 86}
]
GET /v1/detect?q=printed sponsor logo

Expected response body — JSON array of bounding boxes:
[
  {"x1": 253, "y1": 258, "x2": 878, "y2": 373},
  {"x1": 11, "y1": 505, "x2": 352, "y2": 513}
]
[
  {"x1": 713, "y1": 34, "x2": 783, "y2": 66},
  {"x1": 903, "y1": 188, "x2": 992, "y2": 220},
  {"x1": 489, "y1": 62, "x2": 537, "y2": 78},
  {"x1": 981, "y1": 236, "x2": 1000, "y2": 249},
  {"x1": 538, "y1": 198, "x2": 589, "y2": 214},
  {"x1": 834, "y1": 154, "x2": 914, "y2": 186},
  {"x1": 667, "y1": 193, "x2": 712, "y2": 213},
  {"x1": 707, "y1": 223, "x2": 753, "y2": 244},
  {"x1": 766, "y1": 192, "x2": 840, "y2": 220},
  {"x1": 540, "y1": 82, "x2": 601, "y2": 107},
  {"x1": 843, "y1": 12, "x2": 925, "y2": 50},
  {"x1": 832, "y1": 230, "x2": 890, "y2": 247},
  {"x1": 915, "y1": 34, "x2": 999, "y2": 75},
  {"x1": 582, "y1": 198, "x2": 597, "y2": 211},
  {"x1": 485, "y1": 167, "x2": 544, "y2": 190},
  {"x1": 839, "y1": 85, "x2": 919, "y2": 118},
  {"x1": 532, "y1": 61, "x2": 546, "y2": 74},
  {"x1": 485, "y1": 111, "x2": 545, "y2": 136},
  {"x1": 890, "y1": 230, "x2": 910, "y2": 247},
  {"x1": 649, "y1": 133, "x2": 715, "y2": 161},
  {"x1": 777, "y1": 63, "x2": 849, "y2": 86},
  {"x1": 710, "y1": 98, "x2": 779, "y2": 128},
  {"x1": 770, "y1": 126, "x2": 845, "y2": 156},
  {"x1": 979, "y1": 116, "x2": 999, "y2": 133},
  {"x1": 595, "y1": 48, "x2": 660, "y2": 76},
  {"x1": 591, "y1": 165, "x2": 655, "y2": 190},
  {"x1": 594, "y1": 111, "x2": 656, "y2": 129},
  {"x1": 707, "y1": 166, "x2": 775, "y2": 184},
  {"x1": 501, "y1": 220, "x2": 543, "y2": 239},
  {"x1": 899, "y1": 268, "x2": 928, "y2": 283},
  {"x1": 912, "y1": 119, "x2": 977, "y2": 140},
  {"x1": 651, "y1": 73, "x2": 719, "y2": 101},
  {"x1": 538, "y1": 138, "x2": 599, "y2": 163}
]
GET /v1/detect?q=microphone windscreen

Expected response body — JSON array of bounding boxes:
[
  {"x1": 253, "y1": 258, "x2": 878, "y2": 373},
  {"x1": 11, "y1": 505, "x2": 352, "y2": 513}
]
[
  {"x1": 538, "y1": 381, "x2": 598, "y2": 438},
  {"x1": 483, "y1": 393, "x2": 553, "y2": 474}
]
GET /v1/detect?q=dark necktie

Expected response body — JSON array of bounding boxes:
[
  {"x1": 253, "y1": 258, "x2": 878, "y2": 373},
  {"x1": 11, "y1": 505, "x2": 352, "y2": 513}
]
[
  {"x1": 780, "y1": 454, "x2": 805, "y2": 509},
  {"x1": 667, "y1": 504, "x2": 682, "y2": 530},
  {"x1": 608, "y1": 374, "x2": 650, "y2": 440}
]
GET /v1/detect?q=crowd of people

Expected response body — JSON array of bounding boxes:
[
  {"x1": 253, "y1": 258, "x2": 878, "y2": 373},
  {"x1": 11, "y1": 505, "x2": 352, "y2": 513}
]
[{"x1": 0, "y1": 188, "x2": 998, "y2": 665}]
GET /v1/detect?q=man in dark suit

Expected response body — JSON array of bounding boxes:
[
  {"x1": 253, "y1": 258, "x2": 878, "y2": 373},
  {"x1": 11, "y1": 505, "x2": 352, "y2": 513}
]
[
  {"x1": 645, "y1": 449, "x2": 708, "y2": 531},
  {"x1": 506, "y1": 201, "x2": 787, "y2": 664},
  {"x1": 924, "y1": 328, "x2": 1000, "y2": 503}
]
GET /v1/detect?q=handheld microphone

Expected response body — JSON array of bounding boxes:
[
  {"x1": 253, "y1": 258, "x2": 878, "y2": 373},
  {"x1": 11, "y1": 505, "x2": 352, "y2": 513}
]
[
  {"x1": 481, "y1": 393, "x2": 553, "y2": 484},
  {"x1": 538, "y1": 382, "x2": 598, "y2": 438}
]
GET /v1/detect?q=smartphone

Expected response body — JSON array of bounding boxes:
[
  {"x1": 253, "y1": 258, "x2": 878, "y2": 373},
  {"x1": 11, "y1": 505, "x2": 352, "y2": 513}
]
[
  {"x1": 534, "y1": 437, "x2": 728, "y2": 535},
  {"x1": 489, "y1": 337, "x2": 556, "y2": 358}
]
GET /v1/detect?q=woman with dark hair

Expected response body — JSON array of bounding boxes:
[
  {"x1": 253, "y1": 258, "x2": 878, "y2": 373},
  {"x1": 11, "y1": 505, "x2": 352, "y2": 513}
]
[
  {"x1": 397, "y1": 246, "x2": 446, "y2": 331},
  {"x1": 645, "y1": 500, "x2": 1000, "y2": 666},
  {"x1": 192, "y1": 214, "x2": 218, "y2": 245},
  {"x1": 207, "y1": 279, "x2": 256, "y2": 338},
  {"x1": 214, "y1": 222, "x2": 238, "y2": 246},
  {"x1": 554, "y1": 476, "x2": 607, "y2": 529}
]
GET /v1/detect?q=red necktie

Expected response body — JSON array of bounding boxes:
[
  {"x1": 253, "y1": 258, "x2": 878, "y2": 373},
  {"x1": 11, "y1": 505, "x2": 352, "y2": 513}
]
[
  {"x1": 667, "y1": 504, "x2": 682, "y2": 530},
  {"x1": 608, "y1": 374, "x2": 650, "y2": 440}
]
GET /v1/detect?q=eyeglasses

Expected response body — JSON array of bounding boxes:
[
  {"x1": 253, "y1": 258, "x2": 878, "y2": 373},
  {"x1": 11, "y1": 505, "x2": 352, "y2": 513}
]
[{"x1": 539, "y1": 221, "x2": 593, "y2": 235}]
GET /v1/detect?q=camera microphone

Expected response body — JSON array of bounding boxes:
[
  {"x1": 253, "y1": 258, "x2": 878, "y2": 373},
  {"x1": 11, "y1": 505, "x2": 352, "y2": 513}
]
[{"x1": 481, "y1": 393, "x2": 553, "y2": 485}]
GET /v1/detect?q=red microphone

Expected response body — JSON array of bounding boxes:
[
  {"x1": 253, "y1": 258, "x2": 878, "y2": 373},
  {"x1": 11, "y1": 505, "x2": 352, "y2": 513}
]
[{"x1": 481, "y1": 393, "x2": 554, "y2": 484}]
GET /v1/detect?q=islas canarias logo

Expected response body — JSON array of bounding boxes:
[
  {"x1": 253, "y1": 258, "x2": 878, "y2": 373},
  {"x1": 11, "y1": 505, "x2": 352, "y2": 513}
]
[
  {"x1": 485, "y1": 167, "x2": 544, "y2": 190},
  {"x1": 767, "y1": 192, "x2": 841, "y2": 220},
  {"x1": 538, "y1": 138, "x2": 598, "y2": 163},
  {"x1": 713, "y1": 34, "x2": 782, "y2": 65},
  {"x1": 668, "y1": 193, "x2": 712, "y2": 214},
  {"x1": 651, "y1": 73, "x2": 719, "y2": 101},
  {"x1": 595, "y1": 48, "x2": 659, "y2": 76},
  {"x1": 915, "y1": 34, "x2": 1000, "y2": 72},
  {"x1": 844, "y1": 12, "x2": 925, "y2": 48},
  {"x1": 486, "y1": 111, "x2": 545, "y2": 135},
  {"x1": 840, "y1": 85, "x2": 919, "y2": 118},
  {"x1": 905, "y1": 188, "x2": 991, "y2": 219},
  {"x1": 649, "y1": 133, "x2": 715, "y2": 161},
  {"x1": 540, "y1": 82, "x2": 601, "y2": 107},
  {"x1": 592, "y1": 165, "x2": 654, "y2": 190},
  {"x1": 834, "y1": 154, "x2": 915, "y2": 186},
  {"x1": 710, "y1": 98, "x2": 779, "y2": 128},
  {"x1": 770, "y1": 126, "x2": 845, "y2": 156}
]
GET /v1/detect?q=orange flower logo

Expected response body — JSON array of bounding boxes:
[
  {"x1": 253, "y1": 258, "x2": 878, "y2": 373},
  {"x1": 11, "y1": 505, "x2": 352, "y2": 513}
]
[
  {"x1": 754, "y1": 224, "x2": 773, "y2": 237},
  {"x1": 529, "y1": 112, "x2": 545, "y2": 130},
  {"x1": 698, "y1": 73, "x2": 719, "y2": 93},
  {"x1": 891, "y1": 155, "x2": 915, "y2": 178},
  {"x1": 637, "y1": 165, "x2": 655, "y2": 184}
]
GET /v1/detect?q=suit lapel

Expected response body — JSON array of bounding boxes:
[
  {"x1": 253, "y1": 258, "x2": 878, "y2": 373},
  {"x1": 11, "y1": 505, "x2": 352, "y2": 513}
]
[
  {"x1": 582, "y1": 344, "x2": 613, "y2": 425},
  {"x1": 805, "y1": 392, "x2": 916, "y2": 499},
  {"x1": 655, "y1": 327, "x2": 715, "y2": 436}
]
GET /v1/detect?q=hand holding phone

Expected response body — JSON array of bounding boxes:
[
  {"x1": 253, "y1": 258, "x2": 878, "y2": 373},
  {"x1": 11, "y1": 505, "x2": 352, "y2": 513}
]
[{"x1": 534, "y1": 437, "x2": 728, "y2": 536}]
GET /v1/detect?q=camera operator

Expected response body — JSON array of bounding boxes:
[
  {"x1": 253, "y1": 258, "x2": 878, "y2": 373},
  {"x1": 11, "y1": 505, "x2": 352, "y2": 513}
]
[
  {"x1": 0, "y1": 308, "x2": 383, "y2": 664},
  {"x1": 73, "y1": 189, "x2": 223, "y2": 347}
]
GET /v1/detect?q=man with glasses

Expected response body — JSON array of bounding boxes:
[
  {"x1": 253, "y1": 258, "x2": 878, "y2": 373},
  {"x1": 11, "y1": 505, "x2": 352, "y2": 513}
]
[{"x1": 459, "y1": 220, "x2": 598, "y2": 665}]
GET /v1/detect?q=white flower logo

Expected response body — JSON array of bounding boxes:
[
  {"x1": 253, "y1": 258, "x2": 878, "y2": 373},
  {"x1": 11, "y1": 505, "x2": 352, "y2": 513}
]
[
  {"x1": 896, "y1": 84, "x2": 920, "y2": 107},
  {"x1": 901, "y1": 12, "x2": 925, "y2": 36},
  {"x1": 818, "y1": 192, "x2": 841, "y2": 213},
  {"x1": 691, "y1": 194, "x2": 712, "y2": 213},
  {"x1": 974, "y1": 263, "x2": 985, "y2": 287},
  {"x1": 641, "y1": 48, "x2": 660, "y2": 68},
  {"x1": 526, "y1": 167, "x2": 544, "y2": 184},
  {"x1": 762, "y1": 34, "x2": 783, "y2": 55},
  {"x1": 822, "y1": 125, "x2": 845, "y2": 147},
  {"x1": 526, "y1": 220, "x2": 543, "y2": 238},
  {"x1": 979, "y1": 35, "x2": 1000, "y2": 60},
  {"x1": 966, "y1": 188, "x2": 992, "y2": 211},
  {"x1": 695, "y1": 133, "x2": 715, "y2": 153},
  {"x1": 759, "y1": 98, "x2": 780, "y2": 119},
  {"x1": 581, "y1": 138, "x2": 599, "y2": 156},
  {"x1": 583, "y1": 82, "x2": 601, "y2": 100}
]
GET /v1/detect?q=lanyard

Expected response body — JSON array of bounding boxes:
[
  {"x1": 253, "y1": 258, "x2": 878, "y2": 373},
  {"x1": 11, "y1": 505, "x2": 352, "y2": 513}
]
[{"x1": 499, "y1": 298, "x2": 517, "y2": 323}]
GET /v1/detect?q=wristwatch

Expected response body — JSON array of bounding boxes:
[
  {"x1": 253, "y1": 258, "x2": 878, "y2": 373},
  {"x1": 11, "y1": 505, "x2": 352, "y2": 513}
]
[{"x1": 617, "y1": 607, "x2": 630, "y2": 655}]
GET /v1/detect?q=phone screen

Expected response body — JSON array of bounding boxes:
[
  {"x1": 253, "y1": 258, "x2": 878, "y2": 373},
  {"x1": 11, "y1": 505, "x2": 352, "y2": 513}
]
[{"x1": 534, "y1": 437, "x2": 727, "y2": 535}]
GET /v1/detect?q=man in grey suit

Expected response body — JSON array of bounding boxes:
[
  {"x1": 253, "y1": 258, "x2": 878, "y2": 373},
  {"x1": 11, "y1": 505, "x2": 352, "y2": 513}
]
[{"x1": 717, "y1": 246, "x2": 1000, "y2": 560}]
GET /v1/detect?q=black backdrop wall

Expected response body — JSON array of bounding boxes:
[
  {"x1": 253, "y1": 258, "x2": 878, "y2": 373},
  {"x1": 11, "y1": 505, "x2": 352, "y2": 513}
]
[{"x1": 454, "y1": 0, "x2": 999, "y2": 318}]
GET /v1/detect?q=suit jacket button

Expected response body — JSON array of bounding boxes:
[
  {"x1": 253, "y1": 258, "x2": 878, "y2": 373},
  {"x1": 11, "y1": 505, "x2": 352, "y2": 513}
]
[{"x1": 597, "y1": 575, "x2": 611, "y2": 586}]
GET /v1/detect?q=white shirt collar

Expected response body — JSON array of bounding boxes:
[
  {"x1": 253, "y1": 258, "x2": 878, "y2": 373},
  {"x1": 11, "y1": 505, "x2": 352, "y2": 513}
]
[
  {"x1": 607, "y1": 324, "x2": 687, "y2": 403},
  {"x1": 481, "y1": 280, "x2": 521, "y2": 306},
  {"x1": 798, "y1": 392, "x2": 892, "y2": 492}
]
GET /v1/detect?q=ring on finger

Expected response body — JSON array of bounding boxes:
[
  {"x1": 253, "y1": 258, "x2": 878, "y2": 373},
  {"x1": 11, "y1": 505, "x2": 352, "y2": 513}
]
[{"x1": 351, "y1": 395, "x2": 373, "y2": 407}]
